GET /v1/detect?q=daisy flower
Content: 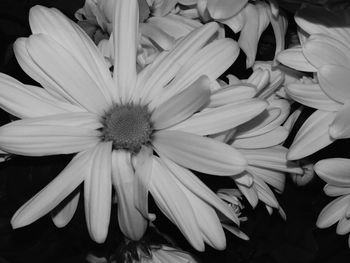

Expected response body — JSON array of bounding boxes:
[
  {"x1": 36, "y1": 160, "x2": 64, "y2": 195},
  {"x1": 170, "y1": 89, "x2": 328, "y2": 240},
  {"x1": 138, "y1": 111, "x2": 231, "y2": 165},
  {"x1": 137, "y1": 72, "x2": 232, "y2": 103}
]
[
  {"x1": 314, "y1": 158, "x2": 350, "y2": 248},
  {"x1": 277, "y1": 6, "x2": 350, "y2": 160},
  {"x1": 0, "y1": 0, "x2": 268, "y2": 251},
  {"x1": 177, "y1": 0, "x2": 288, "y2": 68},
  {"x1": 211, "y1": 62, "x2": 303, "y2": 216}
]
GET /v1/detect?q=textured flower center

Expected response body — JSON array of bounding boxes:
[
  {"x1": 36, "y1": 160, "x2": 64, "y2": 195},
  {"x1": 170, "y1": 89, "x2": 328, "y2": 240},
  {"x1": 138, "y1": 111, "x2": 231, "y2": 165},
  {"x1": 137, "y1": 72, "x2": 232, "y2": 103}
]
[{"x1": 102, "y1": 104, "x2": 152, "y2": 153}]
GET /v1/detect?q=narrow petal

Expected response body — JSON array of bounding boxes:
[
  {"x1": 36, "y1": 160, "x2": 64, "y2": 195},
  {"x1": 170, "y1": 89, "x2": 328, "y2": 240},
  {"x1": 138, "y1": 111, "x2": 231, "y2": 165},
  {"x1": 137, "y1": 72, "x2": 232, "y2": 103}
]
[
  {"x1": 234, "y1": 172, "x2": 254, "y2": 187},
  {"x1": 29, "y1": 6, "x2": 116, "y2": 102},
  {"x1": 223, "y1": 224, "x2": 249, "y2": 241},
  {"x1": 318, "y1": 64, "x2": 350, "y2": 104},
  {"x1": 324, "y1": 184, "x2": 350, "y2": 197},
  {"x1": 136, "y1": 22, "x2": 219, "y2": 103},
  {"x1": 336, "y1": 216, "x2": 350, "y2": 235},
  {"x1": 179, "y1": 185, "x2": 226, "y2": 250},
  {"x1": 238, "y1": 4, "x2": 269, "y2": 68},
  {"x1": 113, "y1": 0, "x2": 138, "y2": 102},
  {"x1": 295, "y1": 7, "x2": 350, "y2": 46},
  {"x1": 161, "y1": 157, "x2": 239, "y2": 224},
  {"x1": 330, "y1": 102, "x2": 350, "y2": 139},
  {"x1": 11, "y1": 149, "x2": 92, "y2": 228},
  {"x1": 315, "y1": 158, "x2": 350, "y2": 186},
  {"x1": 0, "y1": 73, "x2": 84, "y2": 118},
  {"x1": 207, "y1": 0, "x2": 248, "y2": 19},
  {"x1": 236, "y1": 183, "x2": 258, "y2": 208},
  {"x1": 83, "y1": 142, "x2": 112, "y2": 243},
  {"x1": 51, "y1": 190, "x2": 80, "y2": 228},
  {"x1": 112, "y1": 150, "x2": 147, "y2": 240},
  {"x1": 233, "y1": 126, "x2": 289, "y2": 149},
  {"x1": 317, "y1": 195, "x2": 350, "y2": 228},
  {"x1": 140, "y1": 23, "x2": 175, "y2": 50},
  {"x1": 157, "y1": 38, "x2": 240, "y2": 107},
  {"x1": 277, "y1": 47, "x2": 317, "y2": 72},
  {"x1": 242, "y1": 147, "x2": 304, "y2": 174},
  {"x1": 152, "y1": 76, "x2": 210, "y2": 130},
  {"x1": 254, "y1": 176, "x2": 279, "y2": 209},
  {"x1": 132, "y1": 146, "x2": 153, "y2": 219},
  {"x1": 0, "y1": 113, "x2": 100, "y2": 156},
  {"x1": 303, "y1": 34, "x2": 350, "y2": 69},
  {"x1": 26, "y1": 34, "x2": 110, "y2": 114},
  {"x1": 287, "y1": 110, "x2": 336, "y2": 160},
  {"x1": 153, "y1": 130, "x2": 247, "y2": 176},
  {"x1": 150, "y1": 157, "x2": 205, "y2": 251},
  {"x1": 208, "y1": 84, "x2": 257, "y2": 108},
  {"x1": 169, "y1": 99, "x2": 267, "y2": 136},
  {"x1": 248, "y1": 166, "x2": 285, "y2": 193},
  {"x1": 286, "y1": 82, "x2": 341, "y2": 111},
  {"x1": 13, "y1": 37, "x2": 70, "y2": 102}
]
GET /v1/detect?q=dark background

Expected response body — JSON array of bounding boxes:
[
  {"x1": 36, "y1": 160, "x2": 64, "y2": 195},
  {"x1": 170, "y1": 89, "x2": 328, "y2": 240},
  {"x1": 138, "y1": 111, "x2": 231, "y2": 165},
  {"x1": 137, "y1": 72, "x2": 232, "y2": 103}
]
[{"x1": 0, "y1": 0, "x2": 350, "y2": 262}]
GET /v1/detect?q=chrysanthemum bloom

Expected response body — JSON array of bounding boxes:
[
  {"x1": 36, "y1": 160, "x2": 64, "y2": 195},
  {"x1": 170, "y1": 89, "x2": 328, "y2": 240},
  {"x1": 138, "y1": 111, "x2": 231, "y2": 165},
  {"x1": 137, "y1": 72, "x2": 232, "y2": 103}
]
[
  {"x1": 177, "y1": 0, "x2": 288, "y2": 68},
  {"x1": 277, "y1": 6, "x2": 350, "y2": 160},
  {"x1": 314, "y1": 158, "x2": 350, "y2": 247},
  {"x1": 211, "y1": 62, "x2": 303, "y2": 216},
  {"x1": 76, "y1": 0, "x2": 203, "y2": 67},
  {"x1": 0, "y1": 0, "x2": 269, "y2": 251}
]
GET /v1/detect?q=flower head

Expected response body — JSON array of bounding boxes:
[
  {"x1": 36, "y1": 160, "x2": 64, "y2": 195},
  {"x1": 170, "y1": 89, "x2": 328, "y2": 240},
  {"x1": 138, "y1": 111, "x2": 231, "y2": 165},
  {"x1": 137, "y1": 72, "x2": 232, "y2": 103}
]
[
  {"x1": 0, "y1": 0, "x2": 265, "y2": 251},
  {"x1": 277, "y1": 6, "x2": 350, "y2": 160}
]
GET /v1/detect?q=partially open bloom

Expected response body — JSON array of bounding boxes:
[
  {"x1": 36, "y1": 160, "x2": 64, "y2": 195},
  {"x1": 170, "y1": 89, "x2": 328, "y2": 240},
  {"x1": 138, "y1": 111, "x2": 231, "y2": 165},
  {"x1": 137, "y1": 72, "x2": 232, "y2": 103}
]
[
  {"x1": 0, "y1": 0, "x2": 269, "y2": 251},
  {"x1": 76, "y1": 0, "x2": 202, "y2": 67},
  {"x1": 211, "y1": 62, "x2": 302, "y2": 216},
  {"x1": 315, "y1": 158, "x2": 350, "y2": 248},
  {"x1": 178, "y1": 0, "x2": 288, "y2": 68},
  {"x1": 277, "y1": 6, "x2": 350, "y2": 160}
]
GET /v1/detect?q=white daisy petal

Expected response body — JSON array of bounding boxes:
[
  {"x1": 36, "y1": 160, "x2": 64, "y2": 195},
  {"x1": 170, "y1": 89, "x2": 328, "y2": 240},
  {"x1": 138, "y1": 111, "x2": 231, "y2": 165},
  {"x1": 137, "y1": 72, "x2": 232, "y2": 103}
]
[
  {"x1": 318, "y1": 65, "x2": 350, "y2": 104},
  {"x1": 132, "y1": 146, "x2": 153, "y2": 219},
  {"x1": 0, "y1": 73, "x2": 84, "y2": 118},
  {"x1": 324, "y1": 184, "x2": 350, "y2": 197},
  {"x1": 277, "y1": 46, "x2": 317, "y2": 72},
  {"x1": 112, "y1": 150, "x2": 147, "y2": 240},
  {"x1": 222, "y1": 224, "x2": 250, "y2": 241},
  {"x1": 208, "y1": 84, "x2": 257, "y2": 108},
  {"x1": 317, "y1": 195, "x2": 350, "y2": 228},
  {"x1": 254, "y1": 176, "x2": 279, "y2": 209},
  {"x1": 330, "y1": 102, "x2": 350, "y2": 139},
  {"x1": 207, "y1": 0, "x2": 248, "y2": 19},
  {"x1": 26, "y1": 34, "x2": 110, "y2": 114},
  {"x1": 51, "y1": 191, "x2": 80, "y2": 228},
  {"x1": 11, "y1": 149, "x2": 91, "y2": 228},
  {"x1": 336, "y1": 216, "x2": 350, "y2": 235},
  {"x1": 158, "y1": 38, "x2": 240, "y2": 106},
  {"x1": 286, "y1": 83, "x2": 341, "y2": 111},
  {"x1": 13, "y1": 38, "x2": 70, "y2": 102},
  {"x1": 29, "y1": 6, "x2": 116, "y2": 102},
  {"x1": 233, "y1": 126, "x2": 289, "y2": 149},
  {"x1": 136, "y1": 22, "x2": 219, "y2": 103},
  {"x1": 153, "y1": 130, "x2": 247, "y2": 176},
  {"x1": 84, "y1": 142, "x2": 112, "y2": 243},
  {"x1": 287, "y1": 110, "x2": 336, "y2": 160},
  {"x1": 236, "y1": 183, "x2": 258, "y2": 208},
  {"x1": 315, "y1": 158, "x2": 350, "y2": 186},
  {"x1": 303, "y1": 34, "x2": 350, "y2": 69},
  {"x1": 295, "y1": 7, "x2": 350, "y2": 46},
  {"x1": 161, "y1": 157, "x2": 240, "y2": 224},
  {"x1": 170, "y1": 99, "x2": 267, "y2": 136},
  {"x1": 113, "y1": 0, "x2": 138, "y2": 103},
  {"x1": 248, "y1": 166, "x2": 285, "y2": 193},
  {"x1": 0, "y1": 113, "x2": 100, "y2": 156},
  {"x1": 152, "y1": 76, "x2": 210, "y2": 130},
  {"x1": 150, "y1": 157, "x2": 205, "y2": 251},
  {"x1": 180, "y1": 185, "x2": 226, "y2": 250}
]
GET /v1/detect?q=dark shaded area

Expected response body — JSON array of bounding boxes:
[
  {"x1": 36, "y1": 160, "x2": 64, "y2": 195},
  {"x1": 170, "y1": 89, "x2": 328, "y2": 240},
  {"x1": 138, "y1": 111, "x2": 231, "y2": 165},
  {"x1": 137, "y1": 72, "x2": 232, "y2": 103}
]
[{"x1": 0, "y1": 1, "x2": 349, "y2": 263}]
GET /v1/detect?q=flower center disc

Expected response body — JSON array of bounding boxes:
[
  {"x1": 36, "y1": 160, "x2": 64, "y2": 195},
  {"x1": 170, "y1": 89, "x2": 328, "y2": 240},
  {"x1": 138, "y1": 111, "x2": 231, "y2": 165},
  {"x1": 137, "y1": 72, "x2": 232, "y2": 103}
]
[{"x1": 102, "y1": 104, "x2": 152, "y2": 153}]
